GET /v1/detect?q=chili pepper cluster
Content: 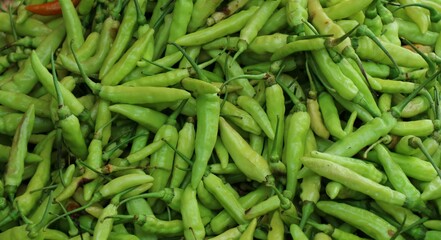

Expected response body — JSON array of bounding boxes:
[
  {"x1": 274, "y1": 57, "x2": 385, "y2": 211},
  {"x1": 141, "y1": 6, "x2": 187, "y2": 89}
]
[{"x1": 1, "y1": 0, "x2": 441, "y2": 239}]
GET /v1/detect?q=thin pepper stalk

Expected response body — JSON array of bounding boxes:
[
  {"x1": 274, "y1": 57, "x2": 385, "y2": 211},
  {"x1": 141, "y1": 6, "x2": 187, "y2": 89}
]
[
  {"x1": 409, "y1": 136, "x2": 441, "y2": 180},
  {"x1": 46, "y1": 173, "x2": 155, "y2": 228},
  {"x1": 170, "y1": 42, "x2": 222, "y2": 190},
  {"x1": 307, "y1": 0, "x2": 371, "y2": 85},
  {"x1": 393, "y1": 2, "x2": 440, "y2": 22},
  {"x1": 401, "y1": 37, "x2": 437, "y2": 78}
]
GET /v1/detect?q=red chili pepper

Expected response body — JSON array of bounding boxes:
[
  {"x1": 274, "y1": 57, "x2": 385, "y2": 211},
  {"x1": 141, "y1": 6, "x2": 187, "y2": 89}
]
[{"x1": 25, "y1": 0, "x2": 80, "y2": 16}]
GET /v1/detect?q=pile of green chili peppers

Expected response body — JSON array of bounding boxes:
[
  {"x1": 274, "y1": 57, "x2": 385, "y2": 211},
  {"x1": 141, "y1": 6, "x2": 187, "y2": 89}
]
[{"x1": 3, "y1": 0, "x2": 441, "y2": 239}]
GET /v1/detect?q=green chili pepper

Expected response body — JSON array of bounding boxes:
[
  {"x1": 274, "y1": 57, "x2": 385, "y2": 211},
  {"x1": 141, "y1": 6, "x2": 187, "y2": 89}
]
[
  {"x1": 283, "y1": 111, "x2": 310, "y2": 200},
  {"x1": 181, "y1": 185, "x2": 205, "y2": 239},
  {"x1": 14, "y1": 131, "x2": 55, "y2": 216},
  {"x1": 175, "y1": 6, "x2": 258, "y2": 46},
  {"x1": 1, "y1": 21, "x2": 66, "y2": 94},
  {"x1": 203, "y1": 172, "x2": 248, "y2": 225},
  {"x1": 219, "y1": 117, "x2": 272, "y2": 183},
  {"x1": 302, "y1": 156, "x2": 406, "y2": 205},
  {"x1": 206, "y1": 0, "x2": 251, "y2": 26},
  {"x1": 190, "y1": 93, "x2": 220, "y2": 188},
  {"x1": 59, "y1": 17, "x2": 120, "y2": 76},
  {"x1": 4, "y1": 104, "x2": 35, "y2": 200},
  {"x1": 317, "y1": 201, "x2": 405, "y2": 240}
]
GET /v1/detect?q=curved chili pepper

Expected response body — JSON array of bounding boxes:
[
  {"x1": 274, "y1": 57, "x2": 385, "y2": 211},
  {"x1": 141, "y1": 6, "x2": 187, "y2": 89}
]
[{"x1": 25, "y1": 0, "x2": 81, "y2": 16}]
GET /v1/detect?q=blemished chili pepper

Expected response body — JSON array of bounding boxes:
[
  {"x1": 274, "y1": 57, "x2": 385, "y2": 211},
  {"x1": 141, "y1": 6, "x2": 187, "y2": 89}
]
[
  {"x1": 376, "y1": 201, "x2": 428, "y2": 240},
  {"x1": 267, "y1": 210, "x2": 285, "y2": 240},
  {"x1": 25, "y1": 0, "x2": 80, "y2": 16},
  {"x1": 175, "y1": 6, "x2": 258, "y2": 47},
  {"x1": 186, "y1": 0, "x2": 221, "y2": 32},
  {"x1": 206, "y1": 0, "x2": 250, "y2": 26}
]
